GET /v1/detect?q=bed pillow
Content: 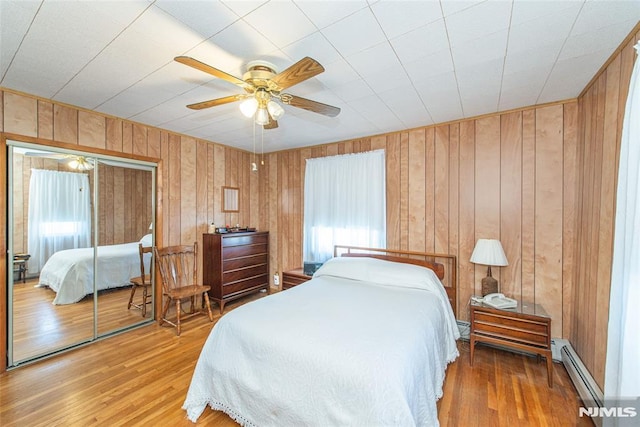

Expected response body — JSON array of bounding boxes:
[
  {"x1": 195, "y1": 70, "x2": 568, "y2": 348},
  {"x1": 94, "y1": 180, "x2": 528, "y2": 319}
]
[
  {"x1": 139, "y1": 233, "x2": 153, "y2": 247},
  {"x1": 313, "y1": 256, "x2": 442, "y2": 294}
]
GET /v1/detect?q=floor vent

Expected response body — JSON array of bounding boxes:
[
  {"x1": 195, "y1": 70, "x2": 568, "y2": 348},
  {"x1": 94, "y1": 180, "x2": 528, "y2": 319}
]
[{"x1": 560, "y1": 343, "x2": 604, "y2": 427}]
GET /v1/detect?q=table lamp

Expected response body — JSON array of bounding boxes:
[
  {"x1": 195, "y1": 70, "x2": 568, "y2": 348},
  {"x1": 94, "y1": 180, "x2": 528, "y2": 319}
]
[{"x1": 470, "y1": 239, "x2": 508, "y2": 296}]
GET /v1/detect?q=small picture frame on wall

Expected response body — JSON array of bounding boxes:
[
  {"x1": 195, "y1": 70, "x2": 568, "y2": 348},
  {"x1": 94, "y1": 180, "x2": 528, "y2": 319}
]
[{"x1": 222, "y1": 186, "x2": 239, "y2": 212}]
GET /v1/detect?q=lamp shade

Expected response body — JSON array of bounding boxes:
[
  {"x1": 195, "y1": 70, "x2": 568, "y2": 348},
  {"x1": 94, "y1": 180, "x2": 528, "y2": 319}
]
[
  {"x1": 267, "y1": 100, "x2": 284, "y2": 119},
  {"x1": 239, "y1": 97, "x2": 258, "y2": 118},
  {"x1": 255, "y1": 107, "x2": 269, "y2": 125},
  {"x1": 470, "y1": 239, "x2": 508, "y2": 266}
]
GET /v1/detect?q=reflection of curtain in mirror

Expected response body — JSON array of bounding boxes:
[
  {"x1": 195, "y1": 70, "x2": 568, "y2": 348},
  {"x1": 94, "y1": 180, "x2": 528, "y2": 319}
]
[{"x1": 28, "y1": 169, "x2": 91, "y2": 274}]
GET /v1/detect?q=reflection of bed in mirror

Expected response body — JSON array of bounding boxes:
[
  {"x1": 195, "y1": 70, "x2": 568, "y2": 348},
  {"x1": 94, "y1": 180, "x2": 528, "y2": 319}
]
[{"x1": 38, "y1": 236, "x2": 152, "y2": 305}]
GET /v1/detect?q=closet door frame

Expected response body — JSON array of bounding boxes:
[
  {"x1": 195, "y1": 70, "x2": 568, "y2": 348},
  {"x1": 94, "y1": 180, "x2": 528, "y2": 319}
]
[{"x1": 4, "y1": 136, "x2": 159, "y2": 368}]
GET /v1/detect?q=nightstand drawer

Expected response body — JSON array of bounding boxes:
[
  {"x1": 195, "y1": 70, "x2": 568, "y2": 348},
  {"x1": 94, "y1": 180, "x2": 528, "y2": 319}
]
[
  {"x1": 282, "y1": 268, "x2": 312, "y2": 290},
  {"x1": 474, "y1": 311, "x2": 549, "y2": 335},
  {"x1": 474, "y1": 320, "x2": 548, "y2": 347}
]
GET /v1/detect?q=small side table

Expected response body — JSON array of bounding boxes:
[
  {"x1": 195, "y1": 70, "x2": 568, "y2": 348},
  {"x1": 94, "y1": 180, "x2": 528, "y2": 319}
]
[
  {"x1": 13, "y1": 253, "x2": 31, "y2": 283},
  {"x1": 469, "y1": 299, "x2": 553, "y2": 387},
  {"x1": 282, "y1": 268, "x2": 312, "y2": 290}
]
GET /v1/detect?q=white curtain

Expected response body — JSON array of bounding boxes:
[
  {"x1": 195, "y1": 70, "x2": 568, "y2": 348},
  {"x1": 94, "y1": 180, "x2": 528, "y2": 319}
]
[
  {"x1": 604, "y1": 41, "x2": 640, "y2": 411},
  {"x1": 28, "y1": 169, "x2": 92, "y2": 274},
  {"x1": 303, "y1": 149, "x2": 386, "y2": 263}
]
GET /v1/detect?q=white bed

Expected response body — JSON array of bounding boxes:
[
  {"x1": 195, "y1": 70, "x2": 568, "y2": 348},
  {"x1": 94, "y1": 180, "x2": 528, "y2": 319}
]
[
  {"x1": 183, "y1": 254, "x2": 460, "y2": 426},
  {"x1": 37, "y1": 239, "x2": 151, "y2": 305}
]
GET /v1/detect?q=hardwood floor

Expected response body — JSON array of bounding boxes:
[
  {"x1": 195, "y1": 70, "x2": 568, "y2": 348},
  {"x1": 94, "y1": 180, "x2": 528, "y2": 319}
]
[
  {"x1": 11, "y1": 278, "x2": 152, "y2": 362},
  {"x1": 0, "y1": 292, "x2": 593, "y2": 426}
]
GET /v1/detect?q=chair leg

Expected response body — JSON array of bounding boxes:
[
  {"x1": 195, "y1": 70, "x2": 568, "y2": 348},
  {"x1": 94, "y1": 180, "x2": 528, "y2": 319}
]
[
  {"x1": 203, "y1": 292, "x2": 213, "y2": 321},
  {"x1": 127, "y1": 285, "x2": 137, "y2": 310},
  {"x1": 141, "y1": 287, "x2": 148, "y2": 317},
  {"x1": 160, "y1": 297, "x2": 171, "y2": 327},
  {"x1": 176, "y1": 299, "x2": 182, "y2": 336}
]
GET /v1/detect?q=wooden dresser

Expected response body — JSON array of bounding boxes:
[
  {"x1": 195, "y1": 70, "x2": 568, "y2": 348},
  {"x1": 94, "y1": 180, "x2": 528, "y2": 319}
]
[{"x1": 202, "y1": 231, "x2": 269, "y2": 313}]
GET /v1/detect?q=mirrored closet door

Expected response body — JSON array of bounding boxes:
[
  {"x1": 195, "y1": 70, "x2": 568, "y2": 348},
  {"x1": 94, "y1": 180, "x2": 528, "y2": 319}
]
[{"x1": 7, "y1": 140, "x2": 156, "y2": 366}]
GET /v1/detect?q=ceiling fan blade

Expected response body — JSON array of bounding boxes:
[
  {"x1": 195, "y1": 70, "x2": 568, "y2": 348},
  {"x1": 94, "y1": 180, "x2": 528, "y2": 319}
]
[
  {"x1": 175, "y1": 56, "x2": 253, "y2": 91},
  {"x1": 186, "y1": 94, "x2": 246, "y2": 110},
  {"x1": 282, "y1": 94, "x2": 341, "y2": 117},
  {"x1": 264, "y1": 117, "x2": 278, "y2": 130},
  {"x1": 270, "y1": 57, "x2": 324, "y2": 91}
]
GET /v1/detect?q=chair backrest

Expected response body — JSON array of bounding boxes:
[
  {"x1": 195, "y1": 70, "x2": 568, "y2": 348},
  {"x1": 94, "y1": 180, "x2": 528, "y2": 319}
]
[
  {"x1": 138, "y1": 243, "x2": 153, "y2": 285},
  {"x1": 154, "y1": 242, "x2": 197, "y2": 293}
]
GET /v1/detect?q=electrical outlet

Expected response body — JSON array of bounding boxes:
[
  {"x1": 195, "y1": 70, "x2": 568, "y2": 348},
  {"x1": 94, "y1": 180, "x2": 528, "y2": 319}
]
[{"x1": 273, "y1": 273, "x2": 280, "y2": 286}]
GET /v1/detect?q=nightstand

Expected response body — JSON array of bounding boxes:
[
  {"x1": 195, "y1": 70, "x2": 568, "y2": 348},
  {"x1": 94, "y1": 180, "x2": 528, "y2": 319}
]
[
  {"x1": 469, "y1": 299, "x2": 553, "y2": 387},
  {"x1": 282, "y1": 268, "x2": 312, "y2": 290}
]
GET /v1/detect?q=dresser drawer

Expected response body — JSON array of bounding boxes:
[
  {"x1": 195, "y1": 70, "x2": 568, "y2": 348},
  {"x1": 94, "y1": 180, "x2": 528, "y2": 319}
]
[
  {"x1": 223, "y1": 253, "x2": 268, "y2": 271},
  {"x1": 223, "y1": 243, "x2": 268, "y2": 259}
]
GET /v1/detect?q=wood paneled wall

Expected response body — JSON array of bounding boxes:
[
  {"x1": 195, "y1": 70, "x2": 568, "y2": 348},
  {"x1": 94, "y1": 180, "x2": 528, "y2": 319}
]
[
  {"x1": 263, "y1": 102, "x2": 579, "y2": 339},
  {"x1": 572, "y1": 26, "x2": 640, "y2": 389},
  {"x1": 0, "y1": 88, "x2": 268, "y2": 371}
]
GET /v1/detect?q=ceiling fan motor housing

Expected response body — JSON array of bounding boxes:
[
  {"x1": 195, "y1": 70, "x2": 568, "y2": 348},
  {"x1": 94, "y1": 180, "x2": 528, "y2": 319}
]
[{"x1": 243, "y1": 60, "x2": 278, "y2": 91}]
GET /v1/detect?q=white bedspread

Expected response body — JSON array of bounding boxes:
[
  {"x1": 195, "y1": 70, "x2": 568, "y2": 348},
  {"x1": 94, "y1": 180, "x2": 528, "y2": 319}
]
[
  {"x1": 38, "y1": 242, "x2": 150, "y2": 305},
  {"x1": 183, "y1": 257, "x2": 459, "y2": 426}
]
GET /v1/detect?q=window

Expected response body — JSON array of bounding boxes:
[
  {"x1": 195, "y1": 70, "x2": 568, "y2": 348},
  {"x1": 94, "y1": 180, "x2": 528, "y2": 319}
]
[{"x1": 303, "y1": 150, "x2": 386, "y2": 263}]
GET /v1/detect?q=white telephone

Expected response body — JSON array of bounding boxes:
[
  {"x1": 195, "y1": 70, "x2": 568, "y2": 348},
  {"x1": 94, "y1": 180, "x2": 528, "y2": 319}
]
[{"x1": 481, "y1": 293, "x2": 518, "y2": 310}]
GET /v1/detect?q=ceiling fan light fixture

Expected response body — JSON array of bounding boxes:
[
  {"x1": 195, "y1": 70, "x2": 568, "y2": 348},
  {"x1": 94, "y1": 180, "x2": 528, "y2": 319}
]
[
  {"x1": 68, "y1": 159, "x2": 79, "y2": 169},
  {"x1": 239, "y1": 97, "x2": 258, "y2": 118},
  {"x1": 267, "y1": 100, "x2": 285, "y2": 120},
  {"x1": 255, "y1": 107, "x2": 269, "y2": 125}
]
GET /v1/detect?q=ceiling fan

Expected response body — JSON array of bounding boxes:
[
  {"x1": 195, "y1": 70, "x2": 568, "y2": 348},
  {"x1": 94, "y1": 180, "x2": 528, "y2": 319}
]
[{"x1": 175, "y1": 56, "x2": 341, "y2": 129}]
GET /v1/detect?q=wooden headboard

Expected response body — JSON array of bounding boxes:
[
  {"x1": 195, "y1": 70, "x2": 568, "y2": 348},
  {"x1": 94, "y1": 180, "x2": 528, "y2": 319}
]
[{"x1": 334, "y1": 245, "x2": 458, "y2": 318}]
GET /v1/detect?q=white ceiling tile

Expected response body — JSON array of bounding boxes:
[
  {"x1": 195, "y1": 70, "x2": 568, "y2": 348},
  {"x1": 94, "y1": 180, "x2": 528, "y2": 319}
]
[
  {"x1": 451, "y1": 29, "x2": 508, "y2": 68},
  {"x1": 498, "y1": 83, "x2": 540, "y2": 112},
  {"x1": 539, "y1": 49, "x2": 612, "y2": 103},
  {"x1": 559, "y1": 20, "x2": 638, "y2": 61},
  {"x1": 332, "y1": 78, "x2": 375, "y2": 102},
  {"x1": 390, "y1": 19, "x2": 449, "y2": 64},
  {"x1": 427, "y1": 97, "x2": 464, "y2": 125},
  {"x1": 370, "y1": 0, "x2": 443, "y2": 39},
  {"x1": 456, "y1": 58, "x2": 503, "y2": 117},
  {"x1": 346, "y1": 41, "x2": 400, "y2": 77},
  {"x1": 445, "y1": 0, "x2": 512, "y2": 47},
  {"x1": 315, "y1": 58, "x2": 361, "y2": 88},
  {"x1": 294, "y1": 0, "x2": 369, "y2": 29},
  {"x1": 281, "y1": 32, "x2": 342, "y2": 65},
  {"x1": 243, "y1": 1, "x2": 317, "y2": 48},
  {"x1": 440, "y1": 0, "x2": 486, "y2": 18},
  {"x1": 510, "y1": 0, "x2": 583, "y2": 27},
  {"x1": 220, "y1": 0, "x2": 268, "y2": 18},
  {"x1": 209, "y1": 18, "x2": 278, "y2": 59},
  {"x1": 321, "y1": 7, "x2": 387, "y2": 57},
  {"x1": 154, "y1": 0, "x2": 240, "y2": 38},
  {"x1": 507, "y1": 8, "x2": 580, "y2": 55},
  {"x1": 571, "y1": 0, "x2": 640, "y2": 36},
  {"x1": 0, "y1": 1, "x2": 40, "y2": 81},
  {"x1": 404, "y1": 49, "x2": 455, "y2": 81}
]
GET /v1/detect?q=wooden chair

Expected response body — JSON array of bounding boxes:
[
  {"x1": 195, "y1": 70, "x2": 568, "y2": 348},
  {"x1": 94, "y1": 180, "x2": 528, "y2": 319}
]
[
  {"x1": 128, "y1": 244, "x2": 153, "y2": 317},
  {"x1": 154, "y1": 242, "x2": 213, "y2": 335}
]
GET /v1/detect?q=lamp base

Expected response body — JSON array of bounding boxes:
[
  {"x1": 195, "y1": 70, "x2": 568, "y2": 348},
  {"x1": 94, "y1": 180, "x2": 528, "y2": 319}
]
[{"x1": 481, "y1": 276, "x2": 498, "y2": 296}]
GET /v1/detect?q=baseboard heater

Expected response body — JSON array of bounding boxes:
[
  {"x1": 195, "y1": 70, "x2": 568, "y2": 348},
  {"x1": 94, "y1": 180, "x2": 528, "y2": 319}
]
[{"x1": 558, "y1": 341, "x2": 604, "y2": 427}]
